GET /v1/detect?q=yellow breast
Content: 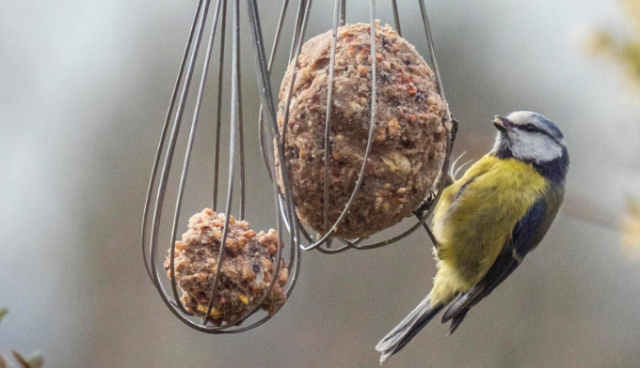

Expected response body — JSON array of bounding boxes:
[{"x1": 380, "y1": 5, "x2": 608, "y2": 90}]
[{"x1": 432, "y1": 155, "x2": 547, "y2": 288}]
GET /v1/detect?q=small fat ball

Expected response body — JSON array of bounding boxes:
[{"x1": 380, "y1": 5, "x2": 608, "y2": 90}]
[
  {"x1": 165, "y1": 209, "x2": 289, "y2": 325},
  {"x1": 277, "y1": 23, "x2": 450, "y2": 239}
]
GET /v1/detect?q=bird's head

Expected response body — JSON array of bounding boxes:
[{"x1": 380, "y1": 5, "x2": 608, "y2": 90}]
[{"x1": 491, "y1": 111, "x2": 569, "y2": 182}]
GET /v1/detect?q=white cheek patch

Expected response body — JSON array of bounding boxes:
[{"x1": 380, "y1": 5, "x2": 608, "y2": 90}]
[
  {"x1": 491, "y1": 132, "x2": 503, "y2": 153},
  {"x1": 510, "y1": 131, "x2": 563, "y2": 162}
]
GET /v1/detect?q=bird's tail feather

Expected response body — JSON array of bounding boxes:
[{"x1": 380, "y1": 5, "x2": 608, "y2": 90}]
[
  {"x1": 375, "y1": 297, "x2": 444, "y2": 364},
  {"x1": 446, "y1": 309, "x2": 468, "y2": 336}
]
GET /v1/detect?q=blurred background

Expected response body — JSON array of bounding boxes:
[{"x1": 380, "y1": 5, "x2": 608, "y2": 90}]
[{"x1": 2, "y1": 0, "x2": 640, "y2": 367}]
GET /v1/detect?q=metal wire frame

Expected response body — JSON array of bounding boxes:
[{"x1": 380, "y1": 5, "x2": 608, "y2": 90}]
[
  {"x1": 253, "y1": 0, "x2": 456, "y2": 254},
  {"x1": 141, "y1": 0, "x2": 301, "y2": 333}
]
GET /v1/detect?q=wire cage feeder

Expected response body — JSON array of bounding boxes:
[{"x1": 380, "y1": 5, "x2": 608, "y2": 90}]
[
  {"x1": 141, "y1": 0, "x2": 455, "y2": 333},
  {"x1": 258, "y1": 0, "x2": 455, "y2": 253}
]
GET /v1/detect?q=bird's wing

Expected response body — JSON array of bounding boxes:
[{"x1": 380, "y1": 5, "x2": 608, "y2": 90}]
[
  {"x1": 441, "y1": 198, "x2": 550, "y2": 327},
  {"x1": 432, "y1": 155, "x2": 496, "y2": 235}
]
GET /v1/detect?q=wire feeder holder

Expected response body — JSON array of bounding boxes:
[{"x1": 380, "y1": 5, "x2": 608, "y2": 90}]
[
  {"x1": 142, "y1": 0, "x2": 455, "y2": 334},
  {"x1": 252, "y1": 0, "x2": 456, "y2": 254},
  {"x1": 141, "y1": 0, "x2": 302, "y2": 333}
]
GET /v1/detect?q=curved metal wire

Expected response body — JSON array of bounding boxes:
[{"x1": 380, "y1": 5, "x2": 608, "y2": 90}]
[
  {"x1": 141, "y1": 0, "x2": 301, "y2": 333},
  {"x1": 143, "y1": 0, "x2": 454, "y2": 334},
  {"x1": 256, "y1": 0, "x2": 456, "y2": 253}
]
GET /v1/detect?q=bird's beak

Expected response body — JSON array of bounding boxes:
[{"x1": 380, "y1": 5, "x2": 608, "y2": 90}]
[{"x1": 493, "y1": 116, "x2": 512, "y2": 133}]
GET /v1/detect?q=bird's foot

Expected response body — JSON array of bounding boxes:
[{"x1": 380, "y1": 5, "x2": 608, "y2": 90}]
[{"x1": 414, "y1": 190, "x2": 436, "y2": 219}]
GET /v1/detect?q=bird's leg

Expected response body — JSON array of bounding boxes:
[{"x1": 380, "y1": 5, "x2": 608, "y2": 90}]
[
  {"x1": 422, "y1": 222, "x2": 442, "y2": 248},
  {"x1": 414, "y1": 192, "x2": 443, "y2": 248}
]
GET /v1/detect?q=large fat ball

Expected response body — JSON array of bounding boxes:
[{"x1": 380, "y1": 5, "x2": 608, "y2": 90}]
[{"x1": 277, "y1": 23, "x2": 450, "y2": 239}]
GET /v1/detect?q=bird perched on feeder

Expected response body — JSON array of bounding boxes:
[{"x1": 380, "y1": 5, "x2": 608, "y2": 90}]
[{"x1": 376, "y1": 111, "x2": 569, "y2": 364}]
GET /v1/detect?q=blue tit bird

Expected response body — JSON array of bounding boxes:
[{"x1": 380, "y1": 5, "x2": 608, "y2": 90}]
[{"x1": 376, "y1": 111, "x2": 569, "y2": 364}]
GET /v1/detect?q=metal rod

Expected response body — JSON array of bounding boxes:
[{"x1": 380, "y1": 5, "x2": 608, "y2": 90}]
[
  {"x1": 148, "y1": 0, "x2": 218, "y2": 328},
  {"x1": 299, "y1": 0, "x2": 379, "y2": 250},
  {"x1": 391, "y1": 0, "x2": 402, "y2": 37},
  {"x1": 280, "y1": 0, "x2": 312, "y2": 149},
  {"x1": 247, "y1": 0, "x2": 302, "y2": 302},
  {"x1": 214, "y1": 1, "x2": 289, "y2": 328},
  {"x1": 213, "y1": 0, "x2": 228, "y2": 209},
  {"x1": 169, "y1": 0, "x2": 225, "y2": 315},
  {"x1": 253, "y1": 0, "x2": 301, "y2": 294},
  {"x1": 142, "y1": 0, "x2": 206, "y2": 282},
  {"x1": 322, "y1": 0, "x2": 342, "y2": 247},
  {"x1": 258, "y1": 0, "x2": 290, "y2": 182},
  {"x1": 149, "y1": 0, "x2": 213, "y2": 294},
  {"x1": 236, "y1": 18, "x2": 246, "y2": 221},
  {"x1": 289, "y1": 0, "x2": 308, "y2": 63},
  {"x1": 277, "y1": 0, "x2": 313, "y2": 251},
  {"x1": 202, "y1": 0, "x2": 240, "y2": 325},
  {"x1": 418, "y1": 0, "x2": 445, "y2": 100}
]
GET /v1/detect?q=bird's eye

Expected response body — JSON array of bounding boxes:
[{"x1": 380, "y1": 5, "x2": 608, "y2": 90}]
[{"x1": 524, "y1": 124, "x2": 538, "y2": 133}]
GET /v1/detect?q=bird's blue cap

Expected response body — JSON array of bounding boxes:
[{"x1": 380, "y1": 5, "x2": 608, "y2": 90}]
[{"x1": 506, "y1": 111, "x2": 564, "y2": 140}]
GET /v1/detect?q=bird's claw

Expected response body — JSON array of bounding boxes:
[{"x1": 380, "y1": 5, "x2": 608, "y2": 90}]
[{"x1": 414, "y1": 190, "x2": 437, "y2": 219}]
